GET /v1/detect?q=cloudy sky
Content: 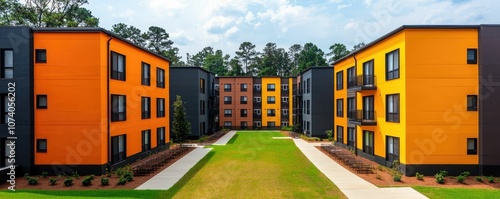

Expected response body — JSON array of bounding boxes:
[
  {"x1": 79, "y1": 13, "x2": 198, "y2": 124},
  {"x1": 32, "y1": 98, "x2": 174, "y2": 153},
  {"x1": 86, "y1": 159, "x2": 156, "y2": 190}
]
[{"x1": 86, "y1": 0, "x2": 498, "y2": 60}]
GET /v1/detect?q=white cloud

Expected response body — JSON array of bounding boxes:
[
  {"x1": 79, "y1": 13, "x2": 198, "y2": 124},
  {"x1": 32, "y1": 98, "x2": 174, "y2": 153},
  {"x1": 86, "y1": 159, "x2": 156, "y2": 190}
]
[{"x1": 337, "y1": 4, "x2": 352, "y2": 10}]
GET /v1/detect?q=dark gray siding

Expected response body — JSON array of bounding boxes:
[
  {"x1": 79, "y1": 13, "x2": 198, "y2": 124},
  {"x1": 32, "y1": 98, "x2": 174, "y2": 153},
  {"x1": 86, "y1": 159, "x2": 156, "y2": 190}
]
[{"x1": 311, "y1": 68, "x2": 334, "y2": 138}]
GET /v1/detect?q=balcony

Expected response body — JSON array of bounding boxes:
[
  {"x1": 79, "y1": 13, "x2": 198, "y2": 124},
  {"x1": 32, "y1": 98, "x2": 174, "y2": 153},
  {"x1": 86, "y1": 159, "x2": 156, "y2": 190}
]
[
  {"x1": 348, "y1": 110, "x2": 377, "y2": 126},
  {"x1": 347, "y1": 75, "x2": 377, "y2": 91}
]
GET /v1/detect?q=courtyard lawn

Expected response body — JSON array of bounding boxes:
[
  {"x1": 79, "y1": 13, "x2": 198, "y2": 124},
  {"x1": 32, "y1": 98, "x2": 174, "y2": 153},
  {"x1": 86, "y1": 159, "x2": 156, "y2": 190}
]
[
  {"x1": 167, "y1": 131, "x2": 346, "y2": 199},
  {"x1": 414, "y1": 186, "x2": 500, "y2": 199},
  {"x1": 0, "y1": 190, "x2": 166, "y2": 199}
]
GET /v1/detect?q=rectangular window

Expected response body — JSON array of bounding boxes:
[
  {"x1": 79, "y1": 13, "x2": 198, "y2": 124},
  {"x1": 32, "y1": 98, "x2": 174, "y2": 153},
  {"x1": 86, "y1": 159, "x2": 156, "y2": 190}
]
[
  {"x1": 157, "y1": 98, "x2": 165, "y2": 118},
  {"x1": 156, "y1": 68, "x2": 165, "y2": 88},
  {"x1": 254, "y1": 84, "x2": 261, "y2": 91},
  {"x1": 267, "y1": 96, "x2": 276, "y2": 104},
  {"x1": 111, "y1": 135, "x2": 126, "y2": 164},
  {"x1": 267, "y1": 109, "x2": 276, "y2": 117},
  {"x1": 111, "y1": 95, "x2": 126, "y2": 122},
  {"x1": 347, "y1": 97, "x2": 355, "y2": 118},
  {"x1": 347, "y1": 67, "x2": 355, "y2": 88},
  {"x1": 141, "y1": 62, "x2": 150, "y2": 86},
  {"x1": 224, "y1": 96, "x2": 232, "y2": 104},
  {"x1": 336, "y1": 71, "x2": 343, "y2": 90},
  {"x1": 254, "y1": 121, "x2": 261, "y2": 127},
  {"x1": 467, "y1": 138, "x2": 477, "y2": 155},
  {"x1": 224, "y1": 109, "x2": 232, "y2": 117},
  {"x1": 267, "y1": 121, "x2": 276, "y2": 127},
  {"x1": 467, "y1": 49, "x2": 477, "y2": 64},
  {"x1": 363, "y1": 96, "x2": 375, "y2": 120},
  {"x1": 347, "y1": 127, "x2": 355, "y2": 147},
  {"x1": 111, "y1": 51, "x2": 126, "y2": 81},
  {"x1": 336, "y1": 126, "x2": 344, "y2": 144},
  {"x1": 1, "y1": 49, "x2": 13, "y2": 78},
  {"x1": 267, "y1": 83, "x2": 275, "y2": 91},
  {"x1": 253, "y1": 97, "x2": 261, "y2": 103},
  {"x1": 35, "y1": 49, "x2": 47, "y2": 63},
  {"x1": 282, "y1": 109, "x2": 288, "y2": 116},
  {"x1": 141, "y1": 97, "x2": 151, "y2": 119},
  {"x1": 363, "y1": 131, "x2": 374, "y2": 156},
  {"x1": 240, "y1": 83, "x2": 247, "y2": 91},
  {"x1": 386, "y1": 136, "x2": 400, "y2": 163},
  {"x1": 224, "y1": 84, "x2": 231, "y2": 92},
  {"x1": 36, "y1": 139, "x2": 47, "y2": 152},
  {"x1": 307, "y1": 100, "x2": 310, "y2": 115},
  {"x1": 363, "y1": 60, "x2": 374, "y2": 86},
  {"x1": 307, "y1": 78, "x2": 310, "y2": 93},
  {"x1": 1, "y1": 94, "x2": 8, "y2": 123},
  {"x1": 200, "y1": 100, "x2": 205, "y2": 115},
  {"x1": 386, "y1": 94, "x2": 400, "y2": 122},
  {"x1": 241, "y1": 121, "x2": 248, "y2": 129},
  {"x1": 36, "y1": 95, "x2": 48, "y2": 109},
  {"x1": 281, "y1": 84, "x2": 288, "y2": 91},
  {"x1": 240, "y1": 96, "x2": 248, "y2": 104},
  {"x1": 467, "y1": 95, "x2": 477, "y2": 111},
  {"x1": 200, "y1": 122, "x2": 206, "y2": 135},
  {"x1": 281, "y1": 97, "x2": 289, "y2": 103},
  {"x1": 224, "y1": 121, "x2": 232, "y2": 127},
  {"x1": 200, "y1": 78, "x2": 205, "y2": 93},
  {"x1": 337, "y1": 99, "x2": 343, "y2": 117},
  {"x1": 142, "y1": 130, "x2": 151, "y2": 152},
  {"x1": 240, "y1": 109, "x2": 247, "y2": 117},
  {"x1": 254, "y1": 109, "x2": 261, "y2": 116},
  {"x1": 157, "y1": 127, "x2": 165, "y2": 147},
  {"x1": 281, "y1": 122, "x2": 289, "y2": 127},
  {"x1": 386, "y1": 49, "x2": 400, "y2": 80}
]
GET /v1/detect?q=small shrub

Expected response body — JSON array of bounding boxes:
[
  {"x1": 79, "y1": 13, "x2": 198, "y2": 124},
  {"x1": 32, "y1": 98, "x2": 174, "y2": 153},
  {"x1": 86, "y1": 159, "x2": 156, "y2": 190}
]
[
  {"x1": 393, "y1": 174, "x2": 402, "y2": 182},
  {"x1": 72, "y1": 171, "x2": 80, "y2": 179},
  {"x1": 476, "y1": 176, "x2": 483, "y2": 182},
  {"x1": 376, "y1": 173, "x2": 382, "y2": 180},
  {"x1": 106, "y1": 168, "x2": 112, "y2": 177},
  {"x1": 49, "y1": 178, "x2": 57, "y2": 185},
  {"x1": 457, "y1": 175, "x2": 466, "y2": 184},
  {"x1": 198, "y1": 136, "x2": 208, "y2": 143},
  {"x1": 435, "y1": 173, "x2": 445, "y2": 184},
  {"x1": 123, "y1": 171, "x2": 134, "y2": 182},
  {"x1": 27, "y1": 177, "x2": 38, "y2": 185},
  {"x1": 24, "y1": 173, "x2": 30, "y2": 180},
  {"x1": 101, "y1": 177, "x2": 110, "y2": 186},
  {"x1": 377, "y1": 165, "x2": 385, "y2": 171},
  {"x1": 82, "y1": 176, "x2": 93, "y2": 186},
  {"x1": 460, "y1": 171, "x2": 470, "y2": 178},
  {"x1": 117, "y1": 176, "x2": 127, "y2": 185},
  {"x1": 439, "y1": 170, "x2": 448, "y2": 177},
  {"x1": 487, "y1": 176, "x2": 495, "y2": 183},
  {"x1": 64, "y1": 177, "x2": 73, "y2": 186},
  {"x1": 325, "y1": 130, "x2": 333, "y2": 141},
  {"x1": 41, "y1": 172, "x2": 48, "y2": 178},
  {"x1": 89, "y1": 174, "x2": 95, "y2": 180},
  {"x1": 416, "y1": 172, "x2": 424, "y2": 181}
]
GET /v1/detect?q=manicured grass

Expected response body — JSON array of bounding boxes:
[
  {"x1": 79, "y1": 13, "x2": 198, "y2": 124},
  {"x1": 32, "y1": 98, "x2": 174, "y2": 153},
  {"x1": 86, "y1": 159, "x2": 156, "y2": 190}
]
[
  {"x1": 414, "y1": 186, "x2": 500, "y2": 199},
  {"x1": 168, "y1": 131, "x2": 346, "y2": 198},
  {"x1": 0, "y1": 190, "x2": 166, "y2": 198}
]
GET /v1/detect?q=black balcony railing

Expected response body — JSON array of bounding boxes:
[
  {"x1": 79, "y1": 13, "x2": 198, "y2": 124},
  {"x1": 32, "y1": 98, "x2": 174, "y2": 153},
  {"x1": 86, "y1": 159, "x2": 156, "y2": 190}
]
[
  {"x1": 347, "y1": 75, "x2": 377, "y2": 90},
  {"x1": 348, "y1": 110, "x2": 377, "y2": 125}
]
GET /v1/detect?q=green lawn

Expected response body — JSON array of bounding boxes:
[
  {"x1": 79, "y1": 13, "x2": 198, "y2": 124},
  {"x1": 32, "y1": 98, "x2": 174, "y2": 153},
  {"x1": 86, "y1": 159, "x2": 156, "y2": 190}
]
[
  {"x1": 414, "y1": 186, "x2": 500, "y2": 199},
  {"x1": 0, "y1": 131, "x2": 345, "y2": 199}
]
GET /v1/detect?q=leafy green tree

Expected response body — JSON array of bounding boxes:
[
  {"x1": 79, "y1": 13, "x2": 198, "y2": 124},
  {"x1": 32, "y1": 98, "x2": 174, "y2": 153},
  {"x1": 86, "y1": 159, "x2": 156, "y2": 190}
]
[
  {"x1": 172, "y1": 95, "x2": 191, "y2": 143},
  {"x1": 235, "y1": 42, "x2": 258, "y2": 76},
  {"x1": 187, "y1": 46, "x2": 214, "y2": 67},
  {"x1": 327, "y1": 43, "x2": 350, "y2": 63},
  {"x1": 258, "y1": 42, "x2": 289, "y2": 77},
  {"x1": 143, "y1": 26, "x2": 182, "y2": 65},
  {"x1": 203, "y1": 50, "x2": 228, "y2": 76},
  {"x1": 352, "y1": 42, "x2": 366, "y2": 51},
  {"x1": 288, "y1": 44, "x2": 302, "y2": 76},
  {"x1": 111, "y1": 23, "x2": 146, "y2": 46},
  {"x1": 297, "y1": 42, "x2": 327, "y2": 72},
  {"x1": 227, "y1": 57, "x2": 243, "y2": 76}
]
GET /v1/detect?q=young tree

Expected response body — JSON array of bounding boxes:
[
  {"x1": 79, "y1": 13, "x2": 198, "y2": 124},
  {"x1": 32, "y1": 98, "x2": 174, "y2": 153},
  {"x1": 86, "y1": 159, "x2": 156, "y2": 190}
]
[
  {"x1": 110, "y1": 23, "x2": 146, "y2": 46},
  {"x1": 327, "y1": 43, "x2": 350, "y2": 63},
  {"x1": 297, "y1": 42, "x2": 327, "y2": 72},
  {"x1": 172, "y1": 95, "x2": 191, "y2": 143},
  {"x1": 235, "y1": 42, "x2": 258, "y2": 76}
]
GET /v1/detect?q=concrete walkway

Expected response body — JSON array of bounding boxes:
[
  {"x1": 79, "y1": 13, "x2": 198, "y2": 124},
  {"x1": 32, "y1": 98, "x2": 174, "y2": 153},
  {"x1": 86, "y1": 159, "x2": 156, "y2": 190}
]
[
  {"x1": 293, "y1": 139, "x2": 428, "y2": 199},
  {"x1": 212, "y1": 130, "x2": 237, "y2": 145}
]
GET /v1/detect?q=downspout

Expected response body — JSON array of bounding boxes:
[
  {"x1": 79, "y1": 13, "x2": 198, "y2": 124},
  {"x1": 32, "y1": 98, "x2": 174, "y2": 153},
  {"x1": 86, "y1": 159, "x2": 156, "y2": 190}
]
[
  {"x1": 106, "y1": 36, "x2": 113, "y2": 172},
  {"x1": 353, "y1": 53, "x2": 358, "y2": 156}
]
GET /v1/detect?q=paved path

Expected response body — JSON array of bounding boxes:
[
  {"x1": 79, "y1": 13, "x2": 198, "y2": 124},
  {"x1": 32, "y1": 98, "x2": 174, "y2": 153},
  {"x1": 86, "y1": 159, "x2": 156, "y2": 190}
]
[
  {"x1": 212, "y1": 130, "x2": 237, "y2": 145},
  {"x1": 293, "y1": 139, "x2": 428, "y2": 199}
]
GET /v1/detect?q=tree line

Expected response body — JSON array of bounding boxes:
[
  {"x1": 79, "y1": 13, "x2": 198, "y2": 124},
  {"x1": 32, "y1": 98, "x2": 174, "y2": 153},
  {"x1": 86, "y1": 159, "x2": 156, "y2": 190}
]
[{"x1": 0, "y1": 0, "x2": 365, "y2": 76}]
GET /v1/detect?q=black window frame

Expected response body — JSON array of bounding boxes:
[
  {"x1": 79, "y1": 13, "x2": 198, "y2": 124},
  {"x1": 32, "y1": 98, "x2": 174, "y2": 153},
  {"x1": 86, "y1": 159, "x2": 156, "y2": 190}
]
[
  {"x1": 240, "y1": 109, "x2": 247, "y2": 117},
  {"x1": 467, "y1": 49, "x2": 477, "y2": 64},
  {"x1": 386, "y1": 94, "x2": 400, "y2": 122},
  {"x1": 200, "y1": 78, "x2": 205, "y2": 93},
  {"x1": 36, "y1": 139, "x2": 47, "y2": 152},
  {"x1": 157, "y1": 127, "x2": 165, "y2": 147},
  {"x1": 141, "y1": 97, "x2": 151, "y2": 119},
  {"x1": 224, "y1": 109, "x2": 232, "y2": 117},
  {"x1": 200, "y1": 100, "x2": 205, "y2": 115},
  {"x1": 386, "y1": 49, "x2": 400, "y2": 80},
  {"x1": 467, "y1": 95, "x2": 477, "y2": 111},
  {"x1": 111, "y1": 51, "x2": 126, "y2": 81},
  {"x1": 307, "y1": 100, "x2": 310, "y2": 115},
  {"x1": 157, "y1": 98, "x2": 165, "y2": 118},
  {"x1": 1, "y1": 49, "x2": 14, "y2": 79},
  {"x1": 111, "y1": 95, "x2": 126, "y2": 122},
  {"x1": 347, "y1": 66, "x2": 355, "y2": 88},
  {"x1": 36, "y1": 95, "x2": 48, "y2": 109},
  {"x1": 336, "y1": 71, "x2": 343, "y2": 90},
  {"x1": 111, "y1": 135, "x2": 126, "y2": 164},
  {"x1": 224, "y1": 84, "x2": 231, "y2": 92},
  {"x1": 267, "y1": 83, "x2": 275, "y2": 91},
  {"x1": 363, "y1": 131, "x2": 374, "y2": 156},
  {"x1": 306, "y1": 78, "x2": 310, "y2": 93},
  {"x1": 386, "y1": 136, "x2": 400, "y2": 163},
  {"x1": 224, "y1": 96, "x2": 232, "y2": 104},
  {"x1": 336, "y1": 126, "x2": 344, "y2": 144},
  {"x1": 467, "y1": 138, "x2": 477, "y2": 155},
  {"x1": 142, "y1": 130, "x2": 151, "y2": 152},
  {"x1": 267, "y1": 96, "x2": 275, "y2": 104},
  {"x1": 337, "y1": 98, "x2": 343, "y2": 117},
  {"x1": 156, "y1": 67, "x2": 165, "y2": 88},
  {"x1": 267, "y1": 109, "x2": 276, "y2": 117},
  {"x1": 141, "y1": 62, "x2": 150, "y2": 86},
  {"x1": 35, "y1": 49, "x2": 47, "y2": 63},
  {"x1": 240, "y1": 83, "x2": 247, "y2": 91},
  {"x1": 240, "y1": 96, "x2": 248, "y2": 104},
  {"x1": 347, "y1": 127, "x2": 355, "y2": 147},
  {"x1": 1, "y1": 94, "x2": 8, "y2": 124}
]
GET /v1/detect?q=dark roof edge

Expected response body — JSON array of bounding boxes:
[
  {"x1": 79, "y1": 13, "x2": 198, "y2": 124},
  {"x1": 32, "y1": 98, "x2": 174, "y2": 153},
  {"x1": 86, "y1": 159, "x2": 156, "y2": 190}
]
[
  {"x1": 298, "y1": 66, "x2": 332, "y2": 75},
  {"x1": 331, "y1": 24, "x2": 485, "y2": 66},
  {"x1": 32, "y1": 27, "x2": 172, "y2": 64},
  {"x1": 170, "y1": 66, "x2": 214, "y2": 74}
]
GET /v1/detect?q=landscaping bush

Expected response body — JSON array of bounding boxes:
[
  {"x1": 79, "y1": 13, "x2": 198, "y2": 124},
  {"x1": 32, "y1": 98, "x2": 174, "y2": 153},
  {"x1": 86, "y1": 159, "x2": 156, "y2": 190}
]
[
  {"x1": 101, "y1": 177, "x2": 110, "y2": 186},
  {"x1": 476, "y1": 176, "x2": 483, "y2": 182},
  {"x1": 82, "y1": 176, "x2": 93, "y2": 186},
  {"x1": 488, "y1": 176, "x2": 495, "y2": 183},
  {"x1": 72, "y1": 171, "x2": 80, "y2": 179},
  {"x1": 64, "y1": 177, "x2": 73, "y2": 186},
  {"x1": 41, "y1": 172, "x2": 48, "y2": 178},
  {"x1": 27, "y1": 177, "x2": 38, "y2": 185},
  {"x1": 415, "y1": 172, "x2": 424, "y2": 181},
  {"x1": 460, "y1": 171, "x2": 470, "y2": 178},
  {"x1": 117, "y1": 176, "x2": 127, "y2": 185},
  {"x1": 198, "y1": 136, "x2": 208, "y2": 143},
  {"x1": 325, "y1": 130, "x2": 333, "y2": 141},
  {"x1": 439, "y1": 170, "x2": 448, "y2": 177},
  {"x1": 49, "y1": 178, "x2": 57, "y2": 185},
  {"x1": 24, "y1": 173, "x2": 30, "y2": 180},
  {"x1": 457, "y1": 175, "x2": 466, "y2": 184},
  {"x1": 124, "y1": 171, "x2": 134, "y2": 182},
  {"x1": 281, "y1": 126, "x2": 293, "y2": 131},
  {"x1": 393, "y1": 174, "x2": 402, "y2": 182},
  {"x1": 89, "y1": 174, "x2": 95, "y2": 180},
  {"x1": 435, "y1": 173, "x2": 445, "y2": 184}
]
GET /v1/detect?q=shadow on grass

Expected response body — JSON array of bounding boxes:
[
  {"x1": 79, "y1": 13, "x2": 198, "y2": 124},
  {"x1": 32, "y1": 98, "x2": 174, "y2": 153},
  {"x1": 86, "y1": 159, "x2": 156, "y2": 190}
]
[
  {"x1": 226, "y1": 134, "x2": 239, "y2": 145},
  {"x1": 163, "y1": 150, "x2": 216, "y2": 198}
]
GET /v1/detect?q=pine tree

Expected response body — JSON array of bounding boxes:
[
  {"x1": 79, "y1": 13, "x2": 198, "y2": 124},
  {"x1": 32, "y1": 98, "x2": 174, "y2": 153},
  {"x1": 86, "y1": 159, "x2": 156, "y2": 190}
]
[{"x1": 172, "y1": 95, "x2": 191, "y2": 143}]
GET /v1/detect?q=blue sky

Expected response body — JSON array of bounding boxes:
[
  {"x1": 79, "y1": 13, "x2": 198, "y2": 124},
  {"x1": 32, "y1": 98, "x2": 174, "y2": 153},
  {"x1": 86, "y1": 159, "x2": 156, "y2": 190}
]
[{"x1": 86, "y1": 0, "x2": 498, "y2": 60}]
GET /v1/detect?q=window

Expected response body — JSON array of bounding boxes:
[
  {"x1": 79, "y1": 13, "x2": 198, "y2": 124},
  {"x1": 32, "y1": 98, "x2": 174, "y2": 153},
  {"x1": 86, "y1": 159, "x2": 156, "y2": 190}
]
[
  {"x1": 141, "y1": 62, "x2": 150, "y2": 86},
  {"x1": 347, "y1": 67, "x2": 356, "y2": 88},
  {"x1": 386, "y1": 94, "x2": 400, "y2": 122},
  {"x1": 1, "y1": 49, "x2": 13, "y2": 78},
  {"x1": 254, "y1": 97, "x2": 261, "y2": 103},
  {"x1": 142, "y1": 130, "x2": 151, "y2": 152},
  {"x1": 35, "y1": 49, "x2": 47, "y2": 63},
  {"x1": 111, "y1": 135, "x2": 126, "y2": 164},
  {"x1": 281, "y1": 84, "x2": 288, "y2": 91},
  {"x1": 467, "y1": 49, "x2": 477, "y2": 64},
  {"x1": 214, "y1": 84, "x2": 220, "y2": 91},
  {"x1": 200, "y1": 100, "x2": 205, "y2": 115},
  {"x1": 111, "y1": 95, "x2": 126, "y2": 121},
  {"x1": 337, "y1": 99, "x2": 343, "y2": 117},
  {"x1": 307, "y1": 100, "x2": 310, "y2": 115},
  {"x1": 267, "y1": 122, "x2": 276, "y2": 127},
  {"x1": 111, "y1": 51, "x2": 126, "y2": 81},
  {"x1": 37, "y1": 95, "x2": 47, "y2": 109},
  {"x1": 240, "y1": 83, "x2": 247, "y2": 91},
  {"x1": 157, "y1": 127, "x2": 165, "y2": 147},
  {"x1": 363, "y1": 96, "x2": 375, "y2": 120},
  {"x1": 303, "y1": 100, "x2": 306, "y2": 114},
  {"x1": 386, "y1": 136, "x2": 400, "y2": 162},
  {"x1": 267, "y1": 109, "x2": 276, "y2": 117},
  {"x1": 281, "y1": 122, "x2": 289, "y2": 127},
  {"x1": 224, "y1": 84, "x2": 231, "y2": 92},
  {"x1": 241, "y1": 122, "x2": 248, "y2": 129},
  {"x1": 347, "y1": 97, "x2": 355, "y2": 118},
  {"x1": 363, "y1": 131, "x2": 374, "y2": 156},
  {"x1": 347, "y1": 127, "x2": 355, "y2": 147},
  {"x1": 363, "y1": 60, "x2": 374, "y2": 86},
  {"x1": 467, "y1": 138, "x2": 477, "y2": 155},
  {"x1": 386, "y1": 49, "x2": 400, "y2": 80},
  {"x1": 141, "y1": 97, "x2": 151, "y2": 119},
  {"x1": 254, "y1": 109, "x2": 261, "y2": 115},
  {"x1": 336, "y1": 71, "x2": 343, "y2": 90},
  {"x1": 224, "y1": 96, "x2": 232, "y2": 104},
  {"x1": 200, "y1": 122, "x2": 206, "y2": 135},
  {"x1": 224, "y1": 109, "x2": 232, "y2": 117},
  {"x1": 336, "y1": 126, "x2": 344, "y2": 144},
  {"x1": 224, "y1": 121, "x2": 232, "y2": 127},
  {"x1": 254, "y1": 84, "x2": 261, "y2": 91},
  {"x1": 281, "y1": 97, "x2": 289, "y2": 103},
  {"x1": 1, "y1": 94, "x2": 8, "y2": 123},
  {"x1": 36, "y1": 139, "x2": 47, "y2": 152},
  {"x1": 254, "y1": 121, "x2": 262, "y2": 127},
  {"x1": 240, "y1": 96, "x2": 248, "y2": 104},
  {"x1": 306, "y1": 78, "x2": 310, "y2": 93},
  {"x1": 241, "y1": 109, "x2": 248, "y2": 117},
  {"x1": 467, "y1": 95, "x2": 477, "y2": 111},
  {"x1": 282, "y1": 109, "x2": 288, "y2": 116},
  {"x1": 156, "y1": 68, "x2": 165, "y2": 88},
  {"x1": 267, "y1": 96, "x2": 276, "y2": 104},
  {"x1": 267, "y1": 83, "x2": 275, "y2": 91},
  {"x1": 157, "y1": 98, "x2": 165, "y2": 117},
  {"x1": 200, "y1": 78, "x2": 205, "y2": 93}
]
